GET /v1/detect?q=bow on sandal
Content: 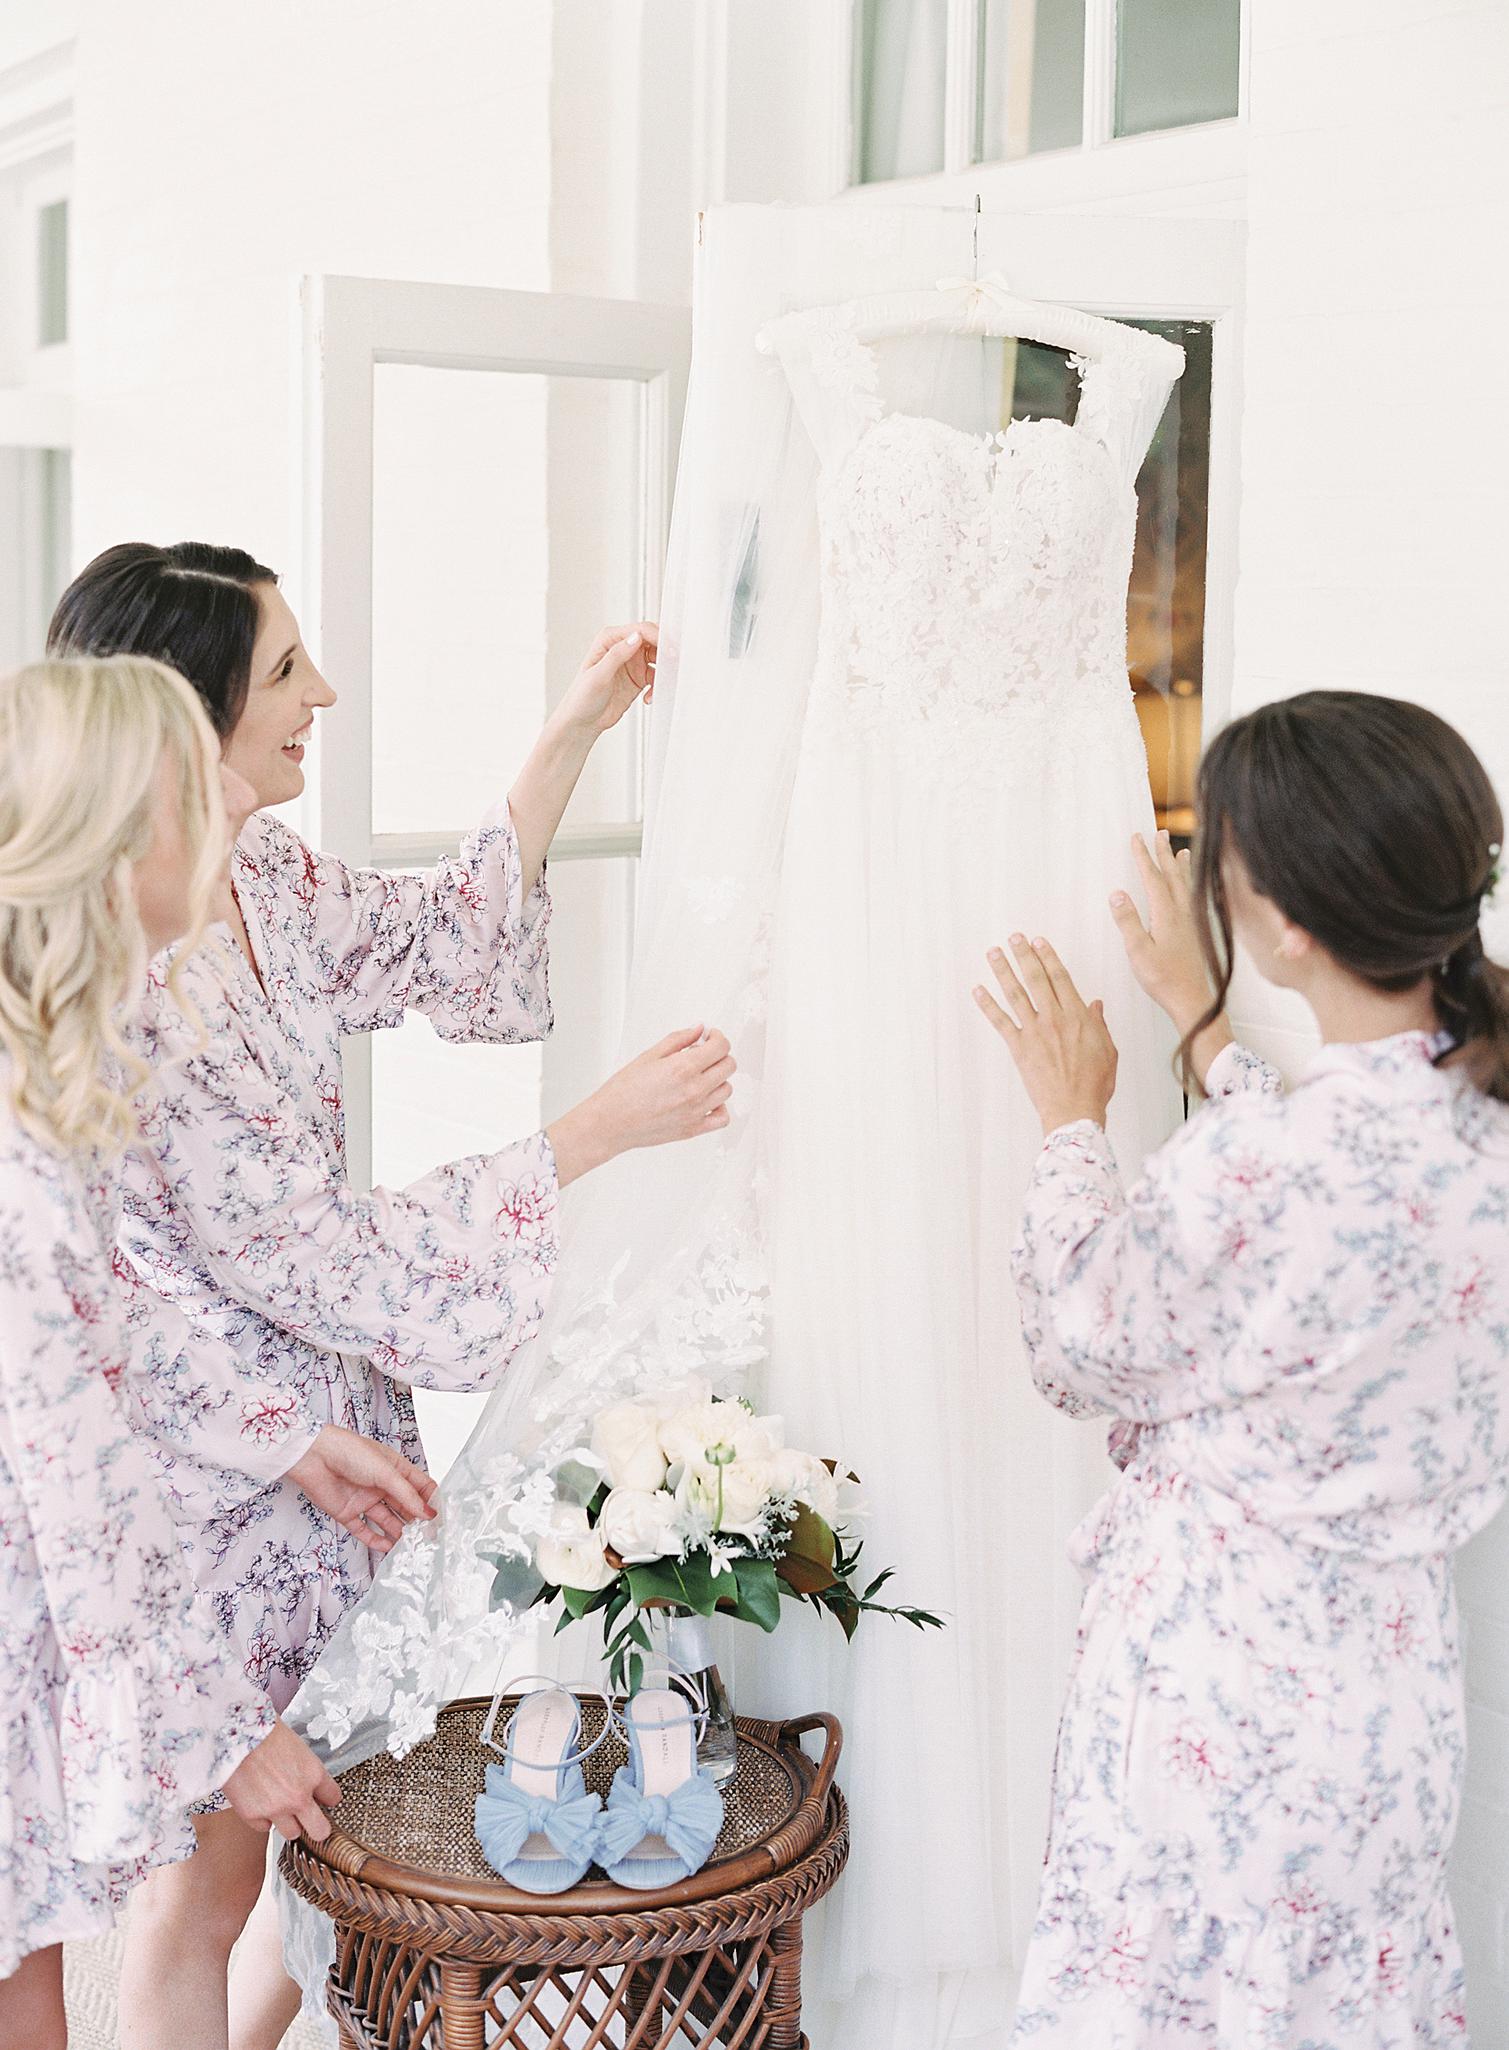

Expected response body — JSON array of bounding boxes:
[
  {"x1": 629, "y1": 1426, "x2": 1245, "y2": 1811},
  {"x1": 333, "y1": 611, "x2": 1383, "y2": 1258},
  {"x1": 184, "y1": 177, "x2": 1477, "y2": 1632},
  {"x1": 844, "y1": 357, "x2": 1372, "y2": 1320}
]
[
  {"x1": 473, "y1": 1678, "x2": 612, "y2": 1894},
  {"x1": 597, "y1": 1685, "x2": 725, "y2": 1890}
]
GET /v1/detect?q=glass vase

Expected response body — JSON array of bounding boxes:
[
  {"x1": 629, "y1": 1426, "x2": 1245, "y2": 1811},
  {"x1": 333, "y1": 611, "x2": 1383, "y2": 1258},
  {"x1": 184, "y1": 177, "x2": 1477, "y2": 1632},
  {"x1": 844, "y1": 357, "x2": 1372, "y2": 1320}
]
[{"x1": 646, "y1": 1611, "x2": 738, "y2": 1785}]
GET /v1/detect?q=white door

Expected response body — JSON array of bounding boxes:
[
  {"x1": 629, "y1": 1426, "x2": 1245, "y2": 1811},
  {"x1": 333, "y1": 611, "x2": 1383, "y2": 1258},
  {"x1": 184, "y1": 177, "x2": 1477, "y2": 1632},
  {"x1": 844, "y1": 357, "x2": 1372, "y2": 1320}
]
[{"x1": 298, "y1": 275, "x2": 688, "y2": 1470}]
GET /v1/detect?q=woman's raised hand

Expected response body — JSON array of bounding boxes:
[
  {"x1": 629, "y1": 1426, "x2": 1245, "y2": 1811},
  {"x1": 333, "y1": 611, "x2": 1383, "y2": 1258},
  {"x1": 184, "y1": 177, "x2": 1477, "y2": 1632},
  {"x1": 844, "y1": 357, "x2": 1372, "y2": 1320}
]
[
  {"x1": 557, "y1": 622, "x2": 660, "y2": 737},
  {"x1": 974, "y1": 936, "x2": 1119, "y2": 1137},
  {"x1": 1109, "y1": 831, "x2": 1213, "y2": 1034},
  {"x1": 1110, "y1": 830, "x2": 1234, "y2": 1088},
  {"x1": 547, "y1": 1027, "x2": 736, "y2": 1187}
]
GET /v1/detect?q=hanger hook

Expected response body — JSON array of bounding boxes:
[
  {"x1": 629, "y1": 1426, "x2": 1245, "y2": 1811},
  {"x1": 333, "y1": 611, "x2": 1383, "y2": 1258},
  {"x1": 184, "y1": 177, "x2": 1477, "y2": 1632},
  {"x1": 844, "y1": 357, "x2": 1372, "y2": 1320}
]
[{"x1": 972, "y1": 193, "x2": 981, "y2": 278}]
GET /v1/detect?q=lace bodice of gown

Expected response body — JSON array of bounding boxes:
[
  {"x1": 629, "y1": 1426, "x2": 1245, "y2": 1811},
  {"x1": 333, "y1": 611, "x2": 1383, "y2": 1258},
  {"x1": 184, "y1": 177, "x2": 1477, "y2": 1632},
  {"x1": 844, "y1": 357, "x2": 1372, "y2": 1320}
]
[{"x1": 761, "y1": 301, "x2": 1185, "y2": 780}]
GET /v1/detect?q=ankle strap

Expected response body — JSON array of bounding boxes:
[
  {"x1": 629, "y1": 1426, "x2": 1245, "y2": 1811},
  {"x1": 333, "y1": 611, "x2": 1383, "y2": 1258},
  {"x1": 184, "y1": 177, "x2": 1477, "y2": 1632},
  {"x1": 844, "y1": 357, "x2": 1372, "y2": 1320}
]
[{"x1": 481, "y1": 1676, "x2": 616, "y2": 1771}]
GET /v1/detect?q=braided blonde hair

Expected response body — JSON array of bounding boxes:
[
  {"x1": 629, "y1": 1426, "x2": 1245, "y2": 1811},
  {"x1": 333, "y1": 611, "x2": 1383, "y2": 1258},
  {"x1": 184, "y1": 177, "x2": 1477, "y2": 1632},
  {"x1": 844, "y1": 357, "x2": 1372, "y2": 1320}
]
[{"x1": 0, "y1": 656, "x2": 225, "y2": 1156}]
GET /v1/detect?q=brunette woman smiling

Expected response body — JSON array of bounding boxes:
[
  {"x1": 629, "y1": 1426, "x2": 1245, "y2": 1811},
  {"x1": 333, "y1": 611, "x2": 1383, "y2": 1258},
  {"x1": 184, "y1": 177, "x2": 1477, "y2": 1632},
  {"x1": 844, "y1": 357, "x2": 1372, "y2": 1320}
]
[{"x1": 50, "y1": 542, "x2": 735, "y2": 2050}]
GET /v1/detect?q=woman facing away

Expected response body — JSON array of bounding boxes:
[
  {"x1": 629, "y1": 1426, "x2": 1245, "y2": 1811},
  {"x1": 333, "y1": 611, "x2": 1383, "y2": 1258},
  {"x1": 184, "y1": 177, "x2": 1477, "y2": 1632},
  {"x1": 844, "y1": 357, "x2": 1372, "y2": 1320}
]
[
  {"x1": 977, "y1": 690, "x2": 1509, "y2": 2046},
  {"x1": 0, "y1": 656, "x2": 375, "y2": 2050},
  {"x1": 48, "y1": 542, "x2": 735, "y2": 2050}
]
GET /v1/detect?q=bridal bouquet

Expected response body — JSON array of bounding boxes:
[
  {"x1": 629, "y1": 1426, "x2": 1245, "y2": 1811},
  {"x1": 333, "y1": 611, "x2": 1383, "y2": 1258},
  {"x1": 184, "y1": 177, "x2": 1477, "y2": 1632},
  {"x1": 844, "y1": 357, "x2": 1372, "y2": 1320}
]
[{"x1": 523, "y1": 1385, "x2": 942, "y2": 1692}]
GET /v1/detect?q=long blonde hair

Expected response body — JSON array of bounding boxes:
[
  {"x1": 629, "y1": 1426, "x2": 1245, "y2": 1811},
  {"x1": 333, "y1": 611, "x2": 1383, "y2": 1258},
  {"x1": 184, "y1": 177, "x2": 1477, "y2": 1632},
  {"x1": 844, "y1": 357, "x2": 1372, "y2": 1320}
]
[{"x1": 0, "y1": 656, "x2": 226, "y2": 1156}]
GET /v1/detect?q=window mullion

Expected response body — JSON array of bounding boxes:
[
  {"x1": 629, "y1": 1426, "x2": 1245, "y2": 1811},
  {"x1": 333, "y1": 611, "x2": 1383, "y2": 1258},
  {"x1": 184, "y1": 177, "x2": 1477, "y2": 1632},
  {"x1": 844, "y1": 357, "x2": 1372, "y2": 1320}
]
[
  {"x1": 1083, "y1": 0, "x2": 1117, "y2": 149},
  {"x1": 944, "y1": 0, "x2": 981, "y2": 174}
]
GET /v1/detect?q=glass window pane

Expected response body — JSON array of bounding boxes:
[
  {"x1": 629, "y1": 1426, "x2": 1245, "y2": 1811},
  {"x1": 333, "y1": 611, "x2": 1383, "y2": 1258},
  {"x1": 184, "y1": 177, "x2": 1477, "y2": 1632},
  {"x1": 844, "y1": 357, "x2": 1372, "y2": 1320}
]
[
  {"x1": 968, "y1": 321, "x2": 1210, "y2": 837},
  {"x1": 36, "y1": 199, "x2": 67, "y2": 347},
  {"x1": 854, "y1": 0, "x2": 948, "y2": 184},
  {"x1": 1115, "y1": 0, "x2": 1240, "y2": 138},
  {"x1": 976, "y1": 0, "x2": 1085, "y2": 163},
  {"x1": 371, "y1": 851, "x2": 638, "y2": 1474},
  {"x1": 371, "y1": 363, "x2": 644, "y2": 840},
  {"x1": 368, "y1": 855, "x2": 637, "y2": 1190}
]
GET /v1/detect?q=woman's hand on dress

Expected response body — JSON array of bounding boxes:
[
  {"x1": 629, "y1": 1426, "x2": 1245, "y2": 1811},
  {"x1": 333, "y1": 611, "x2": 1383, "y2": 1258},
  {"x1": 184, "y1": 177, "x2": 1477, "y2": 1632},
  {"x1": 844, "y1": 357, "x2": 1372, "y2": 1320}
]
[
  {"x1": 974, "y1": 936, "x2": 1119, "y2": 1137},
  {"x1": 555, "y1": 621, "x2": 660, "y2": 737},
  {"x1": 547, "y1": 1027, "x2": 735, "y2": 1187},
  {"x1": 285, "y1": 1424, "x2": 439, "y2": 1554},
  {"x1": 221, "y1": 1719, "x2": 343, "y2": 1843}
]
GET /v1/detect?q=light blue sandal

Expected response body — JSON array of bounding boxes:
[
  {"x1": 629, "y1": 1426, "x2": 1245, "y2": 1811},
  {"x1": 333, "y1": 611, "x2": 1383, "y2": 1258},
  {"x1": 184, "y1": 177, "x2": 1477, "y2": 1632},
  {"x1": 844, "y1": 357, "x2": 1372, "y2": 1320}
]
[
  {"x1": 474, "y1": 1678, "x2": 610, "y2": 1894},
  {"x1": 595, "y1": 1684, "x2": 725, "y2": 1891}
]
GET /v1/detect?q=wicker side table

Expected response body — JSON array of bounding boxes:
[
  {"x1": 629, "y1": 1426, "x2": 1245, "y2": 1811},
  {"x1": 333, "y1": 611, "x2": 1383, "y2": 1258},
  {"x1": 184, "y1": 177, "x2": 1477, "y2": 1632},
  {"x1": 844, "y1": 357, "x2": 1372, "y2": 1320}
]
[{"x1": 280, "y1": 1695, "x2": 848, "y2": 2050}]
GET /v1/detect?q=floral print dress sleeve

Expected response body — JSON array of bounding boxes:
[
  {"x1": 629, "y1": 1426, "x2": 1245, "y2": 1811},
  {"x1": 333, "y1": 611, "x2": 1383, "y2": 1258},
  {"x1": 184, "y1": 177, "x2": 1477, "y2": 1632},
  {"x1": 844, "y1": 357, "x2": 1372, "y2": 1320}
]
[
  {"x1": 252, "y1": 800, "x2": 552, "y2": 1043},
  {"x1": 1012, "y1": 1040, "x2": 1287, "y2": 1420},
  {"x1": 0, "y1": 1127, "x2": 274, "y2": 1970},
  {"x1": 133, "y1": 953, "x2": 558, "y2": 1394},
  {"x1": 112, "y1": 1260, "x2": 321, "y2": 1515}
]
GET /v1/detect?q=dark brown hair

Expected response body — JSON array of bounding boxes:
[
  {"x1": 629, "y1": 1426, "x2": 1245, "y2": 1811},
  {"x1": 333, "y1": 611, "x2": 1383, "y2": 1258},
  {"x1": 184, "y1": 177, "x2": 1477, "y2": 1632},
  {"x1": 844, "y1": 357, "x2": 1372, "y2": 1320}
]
[
  {"x1": 47, "y1": 541, "x2": 278, "y2": 739},
  {"x1": 1185, "y1": 690, "x2": 1509, "y2": 1101}
]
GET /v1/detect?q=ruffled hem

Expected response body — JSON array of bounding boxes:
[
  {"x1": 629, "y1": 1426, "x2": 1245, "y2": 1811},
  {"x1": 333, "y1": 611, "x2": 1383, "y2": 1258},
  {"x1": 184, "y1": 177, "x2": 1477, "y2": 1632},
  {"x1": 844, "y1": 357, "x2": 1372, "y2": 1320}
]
[
  {"x1": 1, "y1": 1693, "x2": 199, "y2": 1978},
  {"x1": 1009, "y1": 1888, "x2": 1468, "y2": 2047},
  {"x1": 56, "y1": 1647, "x2": 274, "y2": 1865}
]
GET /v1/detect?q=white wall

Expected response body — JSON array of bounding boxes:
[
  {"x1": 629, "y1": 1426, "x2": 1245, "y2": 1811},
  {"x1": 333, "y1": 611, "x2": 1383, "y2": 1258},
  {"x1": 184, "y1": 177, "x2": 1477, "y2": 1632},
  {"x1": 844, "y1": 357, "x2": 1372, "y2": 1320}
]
[
  {"x1": 67, "y1": 0, "x2": 555, "y2": 580},
  {"x1": 1229, "y1": 3, "x2": 1509, "y2": 2035}
]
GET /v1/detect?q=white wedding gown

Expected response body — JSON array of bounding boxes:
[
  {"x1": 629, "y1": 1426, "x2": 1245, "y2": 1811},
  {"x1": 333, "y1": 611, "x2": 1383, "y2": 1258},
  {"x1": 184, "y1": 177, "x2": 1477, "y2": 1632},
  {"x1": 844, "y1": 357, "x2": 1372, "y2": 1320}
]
[
  {"x1": 737, "y1": 301, "x2": 1187, "y2": 2050},
  {"x1": 282, "y1": 258, "x2": 1187, "y2": 2048}
]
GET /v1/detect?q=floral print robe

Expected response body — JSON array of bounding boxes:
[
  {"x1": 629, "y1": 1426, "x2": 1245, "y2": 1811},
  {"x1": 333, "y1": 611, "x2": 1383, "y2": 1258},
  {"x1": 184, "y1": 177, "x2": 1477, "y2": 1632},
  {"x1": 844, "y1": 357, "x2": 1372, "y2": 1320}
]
[
  {"x1": 119, "y1": 802, "x2": 559, "y2": 1758},
  {"x1": 0, "y1": 1096, "x2": 276, "y2": 1975},
  {"x1": 1010, "y1": 1033, "x2": 1509, "y2": 2047}
]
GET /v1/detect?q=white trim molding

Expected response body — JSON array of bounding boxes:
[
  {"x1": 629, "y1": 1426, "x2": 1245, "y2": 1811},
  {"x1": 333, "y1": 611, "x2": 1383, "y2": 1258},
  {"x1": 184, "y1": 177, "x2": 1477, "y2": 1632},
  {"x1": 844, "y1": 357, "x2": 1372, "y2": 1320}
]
[{"x1": 0, "y1": 38, "x2": 73, "y2": 173}]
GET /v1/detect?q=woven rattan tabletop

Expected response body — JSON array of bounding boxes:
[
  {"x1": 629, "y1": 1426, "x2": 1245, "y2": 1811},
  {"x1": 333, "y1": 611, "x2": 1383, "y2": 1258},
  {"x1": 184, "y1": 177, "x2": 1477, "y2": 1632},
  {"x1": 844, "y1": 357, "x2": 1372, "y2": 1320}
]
[{"x1": 289, "y1": 1697, "x2": 841, "y2": 1917}]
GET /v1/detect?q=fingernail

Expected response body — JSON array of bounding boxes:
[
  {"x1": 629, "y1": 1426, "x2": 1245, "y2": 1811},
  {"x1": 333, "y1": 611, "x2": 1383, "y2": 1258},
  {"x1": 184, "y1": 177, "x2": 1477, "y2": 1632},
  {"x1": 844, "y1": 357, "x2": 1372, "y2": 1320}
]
[
  {"x1": 1032, "y1": 936, "x2": 1047, "y2": 950},
  {"x1": 1111, "y1": 892, "x2": 1128, "y2": 906},
  {"x1": 1009, "y1": 932, "x2": 1025, "y2": 946},
  {"x1": 988, "y1": 946, "x2": 1005, "y2": 962}
]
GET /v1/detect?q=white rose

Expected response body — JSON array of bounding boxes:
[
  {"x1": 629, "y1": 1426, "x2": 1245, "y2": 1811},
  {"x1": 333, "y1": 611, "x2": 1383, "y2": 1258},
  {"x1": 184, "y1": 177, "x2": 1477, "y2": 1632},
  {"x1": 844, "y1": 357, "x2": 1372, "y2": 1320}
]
[
  {"x1": 598, "y1": 1487, "x2": 683, "y2": 1565},
  {"x1": 659, "y1": 1399, "x2": 784, "y2": 1474},
  {"x1": 764, "y1": 1448, "x2": 840, "y2": 1526},
  {"x1": 675, "y1": 1454, "x2": 773, "y2": 1539},
  {"x1": 647, "y1": 1376, "x2": 712, "y2": 1419},
  {"x1": 535, "y1": 1503, "x2": 617, "y2": 1592},
  {"x1": 591, "y1": 1399, "x2": 669, "y2": 1492}
]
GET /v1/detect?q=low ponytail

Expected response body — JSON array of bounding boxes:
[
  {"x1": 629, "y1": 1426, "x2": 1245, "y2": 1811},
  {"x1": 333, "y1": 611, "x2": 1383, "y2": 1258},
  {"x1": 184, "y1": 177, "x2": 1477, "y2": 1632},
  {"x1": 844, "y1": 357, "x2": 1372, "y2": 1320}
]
[
  {"x1": 1436, "y1": 928, "x2": 1509, "y2": 1103},
  {"x1": 1192, "y1": 693, "x2": 1509, "y2": 1106}
]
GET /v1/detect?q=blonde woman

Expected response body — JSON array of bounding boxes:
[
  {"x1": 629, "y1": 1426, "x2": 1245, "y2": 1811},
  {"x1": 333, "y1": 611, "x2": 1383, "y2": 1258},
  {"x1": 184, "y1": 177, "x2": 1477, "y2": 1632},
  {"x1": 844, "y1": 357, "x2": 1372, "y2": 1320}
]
[
  {"x1": 51, "y1": 544, "x2": 736, "y2": 2050},
  {"x1": 0, "y1": 658, "x2": 381, "y2": 2050}
]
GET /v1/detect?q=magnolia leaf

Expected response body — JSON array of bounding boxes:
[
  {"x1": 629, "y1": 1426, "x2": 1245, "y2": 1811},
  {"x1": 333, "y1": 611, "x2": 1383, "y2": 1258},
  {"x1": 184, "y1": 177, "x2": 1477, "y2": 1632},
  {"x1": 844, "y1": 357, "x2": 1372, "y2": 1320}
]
[
  {"x1": 776, "y1": 1552, "x2": 838, "y2": 1596},
  {"x1": 726, "y1": 1557, "x2": 782, "y2": 1633},
  {"x1": 561, "y1": 1581, "x2": 608, "y2": 1621},
  {"x1": 627, "y1": 1556, "x2": 720, "y2": 1617}
]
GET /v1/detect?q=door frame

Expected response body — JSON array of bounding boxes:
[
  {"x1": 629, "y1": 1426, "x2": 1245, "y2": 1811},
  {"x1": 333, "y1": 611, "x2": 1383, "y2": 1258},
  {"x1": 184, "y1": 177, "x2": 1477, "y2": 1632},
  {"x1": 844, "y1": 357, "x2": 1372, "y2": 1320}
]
[{"x1": 298, "y1": 273, "x2": 691, "y2": 1183}]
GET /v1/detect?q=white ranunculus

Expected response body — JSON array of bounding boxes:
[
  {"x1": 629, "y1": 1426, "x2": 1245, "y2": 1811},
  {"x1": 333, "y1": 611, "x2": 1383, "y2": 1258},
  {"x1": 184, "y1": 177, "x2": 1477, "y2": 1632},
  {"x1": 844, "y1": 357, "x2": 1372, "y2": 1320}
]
[
  {"x1": 763, "y1": 1448, "x2": 840, "y2": 1526},
  {"x1": 675, "y1": 1454, "x2": 774, "y2": 1539},
  {"x1": 535, "y1": 1503, "x2": 617, "y2": 1592},
  {"x1": 659, "y1": 1398, "x2": 784, "y2": 1475},
  {"x1": 591, "y1": 1399, "x2": 670, "y2": 1493},
  {"x1": 598, "y1": 1487, "x2": 683, "y2": 1565}
]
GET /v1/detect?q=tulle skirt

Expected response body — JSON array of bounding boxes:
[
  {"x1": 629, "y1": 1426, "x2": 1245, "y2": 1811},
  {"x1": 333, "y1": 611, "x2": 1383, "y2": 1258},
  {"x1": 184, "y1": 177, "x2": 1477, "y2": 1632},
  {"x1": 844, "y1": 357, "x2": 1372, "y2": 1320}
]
[{"x1": 738, "y1": 687, "x2": 1179, "y2": 2050}]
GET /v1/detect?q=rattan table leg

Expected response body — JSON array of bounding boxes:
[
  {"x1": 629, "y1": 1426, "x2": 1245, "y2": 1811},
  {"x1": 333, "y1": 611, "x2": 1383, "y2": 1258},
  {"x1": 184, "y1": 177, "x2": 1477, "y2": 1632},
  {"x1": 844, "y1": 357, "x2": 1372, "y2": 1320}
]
[
  {"x1": 623, "y1": 1960, "x2": 665, "y2": 2046},
  {"x1": 437, "y1": 1960, "x2": 485, "y2": 2050},
  {"x1": 765, "y1": 1917, "x2": 806, "y2": 2050}
]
